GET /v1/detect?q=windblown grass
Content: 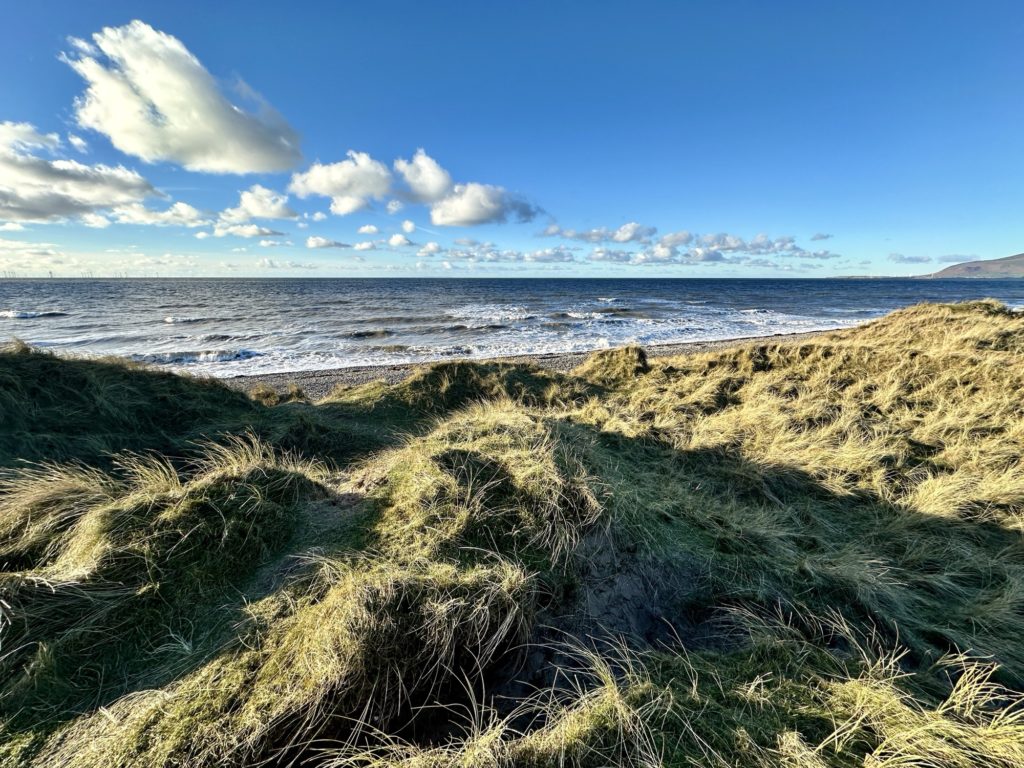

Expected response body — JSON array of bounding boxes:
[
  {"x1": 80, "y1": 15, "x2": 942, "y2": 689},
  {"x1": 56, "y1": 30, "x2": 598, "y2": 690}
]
[{"x1": 3, "y1": 300, "x2": 1024, "y2": 765}]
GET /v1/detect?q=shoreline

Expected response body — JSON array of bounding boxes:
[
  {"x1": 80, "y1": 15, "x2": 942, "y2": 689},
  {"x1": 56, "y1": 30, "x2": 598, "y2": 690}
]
[{"x1": 224, "y1": 327, "x2": 842, "y2": 400}]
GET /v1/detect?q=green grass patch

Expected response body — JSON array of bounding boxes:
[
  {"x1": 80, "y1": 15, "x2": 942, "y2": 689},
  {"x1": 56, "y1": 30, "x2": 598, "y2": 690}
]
[{"x1": 4, "y1": 300, "x2": 1024, "y2": 765}]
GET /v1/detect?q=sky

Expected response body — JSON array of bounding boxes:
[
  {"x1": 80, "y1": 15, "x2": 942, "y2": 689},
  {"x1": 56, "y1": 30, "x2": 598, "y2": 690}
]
[{"x1": 0, "y1": 1, "x2": 1022, "y2": 278}]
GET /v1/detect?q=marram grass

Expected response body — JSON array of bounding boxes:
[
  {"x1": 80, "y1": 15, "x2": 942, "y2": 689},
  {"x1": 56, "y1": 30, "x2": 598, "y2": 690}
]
[{"x1": 3, "y1": 300, "x2": 1024, "y2": 765}]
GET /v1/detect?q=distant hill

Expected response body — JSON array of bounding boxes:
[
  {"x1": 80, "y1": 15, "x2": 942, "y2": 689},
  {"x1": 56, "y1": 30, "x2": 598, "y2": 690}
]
[{"x1": 927, "y1": 252, "x2": 1024, "y2": 278}]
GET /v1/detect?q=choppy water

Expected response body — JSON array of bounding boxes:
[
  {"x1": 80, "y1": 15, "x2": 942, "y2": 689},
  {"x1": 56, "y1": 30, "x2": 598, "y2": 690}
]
[{"x1": 2, "y1": 278, "x2": 1023, "y2": 377}]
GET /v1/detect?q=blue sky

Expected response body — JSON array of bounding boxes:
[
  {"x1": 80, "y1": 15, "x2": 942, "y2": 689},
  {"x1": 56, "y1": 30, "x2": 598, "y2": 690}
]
[{"x1": 1, "y1": 1, "x2": 1022, "y2": 277}]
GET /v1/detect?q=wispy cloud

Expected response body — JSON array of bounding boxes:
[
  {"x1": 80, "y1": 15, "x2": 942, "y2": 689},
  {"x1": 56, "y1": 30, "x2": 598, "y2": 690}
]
[{"x1": 888, "y1": 253, "x2": 932, "y2": 264}]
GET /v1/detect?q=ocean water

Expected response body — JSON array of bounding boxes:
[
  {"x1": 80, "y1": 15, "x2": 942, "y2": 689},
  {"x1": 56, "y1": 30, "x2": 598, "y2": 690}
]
[{"x1": 2, "y1": 278, "x2": 1024, "y2": 377}]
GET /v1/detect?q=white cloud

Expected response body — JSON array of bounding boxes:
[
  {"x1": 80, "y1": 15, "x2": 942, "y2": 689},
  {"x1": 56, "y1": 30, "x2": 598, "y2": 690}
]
[
  {"x1": 357, "y1": 224, "x2": 378, "y2": 234},
  {"x1": 0, "y1": 222, "x2": 24, "y2": 231},
  {"x1": 256, "y1": 257, "x2": 317, "y2": 270},
  {"x1": 289, "y1": 150, "x2": 391, "y2": 215},
  {"x1": 588, "y1": 247, "x2": 635, "y2": 263},
  {"x1": 67, "y1": 134, "x2": 88, "y2": 153},
  {"x1": 524, "y1": 247, "x2": 575, "y2": 262},
  {"x1": 388, "y1": 233, "x2": 413, "y2": 247},
  {"x1": 544, "y1": 221, "x2": 655, "y2": 244},
  {"x1": 311, "y1": 211, "x2": 327, "y2": 221},
  {"x1": 401, "y1": 219, "x2": 415, "y2": 233},
  {"x1": 810, "y1": 232, "x2": 833, "y2": 241},
  {"x1": 211, "y1": 222, "x2": 285, "y2": 238},
  {"x1": 611, "y1": 222, "x2": 656, "y2": 243},
  {"x1": 547, "y1": 225, "x2": 842, "y2": 264},
  {"x1": 0, "y1": 121, "x2": 156, "y2": 223},
  {"x1": 583, "y1": 230, "x2": 840, "y2": 266},
  {"x1": 0, "y1": 237, "x2": 60, "y2": 256},
  {"x1": 430, "y1": 182, "x2": 539, "y2": 226},
  {"x1": 659, "y1": 230, "x2": 693, "y2": 247},
  {"x1": 220, "y1": 184, "x2": 296, "y2": 223},
  {"x1": 63, "y1": 21, "x2": 300, "y2": 173},
  {"x1": 354, "y1": 241, "x2": 376, "y2": 251},
  {"x1": 258, "y1": 239, "x2": 293, "y2": 247},
  {"x1": 443, "y1": 241, "x2": 577, "y2": 264},
  {"x1": 81, "y1": 212, "x2": 110, "y2": 228},
  {"x1": 386, "y1": 200, "x2": 403, "y2": 214},
  {"x1": 394, "y1": 148, "x2": 452, "y2": 202},
  {"x1": 0, "y1": 122, "x2": 60, "y2": 152},
  {"x1": 306, "y1": 236, "x2": 349, "y2": 249},
  {"x1": 418, "y1": 241, "x2": 443, "y2": 256},
  {"x1": 888, "y1": 253, "x2": 932, "y2": 264},
  {"x1": 113, "y1": 201, "x2": 209, "y2": 227}
]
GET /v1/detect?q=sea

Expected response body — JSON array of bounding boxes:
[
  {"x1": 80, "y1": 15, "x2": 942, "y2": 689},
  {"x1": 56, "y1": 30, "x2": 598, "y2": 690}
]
[{"x1": 2, "y1": 278, "x2": 1024, "y2": 378}]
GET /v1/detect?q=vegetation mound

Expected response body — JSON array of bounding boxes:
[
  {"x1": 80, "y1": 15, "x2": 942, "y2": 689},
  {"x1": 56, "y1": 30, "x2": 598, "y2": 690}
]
[{"x1": 4, "y1": 300, "x2": 1024, "y2": 766}]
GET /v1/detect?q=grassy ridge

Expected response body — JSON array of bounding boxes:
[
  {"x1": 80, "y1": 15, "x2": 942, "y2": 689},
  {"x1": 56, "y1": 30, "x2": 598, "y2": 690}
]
[{"x1": 2, "y1": 301, "x2": 1024, "y2": 765}]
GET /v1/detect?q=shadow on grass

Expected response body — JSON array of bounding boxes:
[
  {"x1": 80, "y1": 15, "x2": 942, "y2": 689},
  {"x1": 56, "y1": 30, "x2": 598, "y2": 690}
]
[{"x1": 4, "y1": 351, "x2": 1024, "y2": 763}]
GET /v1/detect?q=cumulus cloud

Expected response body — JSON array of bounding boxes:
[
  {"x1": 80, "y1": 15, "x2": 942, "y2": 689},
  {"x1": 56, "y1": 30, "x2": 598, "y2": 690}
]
[
  {"x1": 357, "y1": 224, "x2": 378, "y2": 234},
  {"x1": 888, "y1": 253, "x2": 932, "y2": 264},
  {"x1": 546, "y1": 223, "x2": 840, "y2": 265},
  {"x1": 401, "y1": 219, "x2": 415, "y2": 233},
  {"x1": 584, "y1": 230, "x2": 840, "y2": 267},
  {"x1": 659, "y1": 230, "x2": 693, "y2": 247},
  {"x1": 291, "y1": 148, "x2": 537, "y2": 228},
  {"x1": 306, "y1": 236, "x2": 349, "y2": 249},
  {"x1": 393, "y1": 148, "x2": 452, "y2": 202},
  {"x1": 289, "y1": 151, "x2": 391, "y2": 215},
  {"x1": 353, "y1": 241, "x2": 376, "y2": 251},
  {"x1": 0, "y1": 223, "x2": 24, "y2": 231},
  {"x1": 418, "y1": 241, "x2": 444, "y2": 256},
  {"x1": 387, "y1": 233, "x2": 413, "y2": 247},
  {"x1": 258, "y1": 239, "x2": 292, "y2": 247},
  {"x1": 63, "y1": 21, "x2": 300, "y2": 173},
  {"x1": 441, "y1": 241, "x2": 576, "y2": 264},
  {"x1": 81, "y1": 213, "x2": 110, "y2": 228},
  {"x1": 523, "y1": 247, "x2": 575, "y2": 263},
  {"x1": 113, "y1": 201, "x2": 209, "y2": 227},
  {"x1": 430, "y1": 182, "x2": 539, "y2": 226},
  {"x1": 544, "y1": 221, "x2": 656, "y2": 244},
  {"x1": 211, "y1": 223, "x2": 285, "y2": 238},
  {"x1": 256, "y1": 257, "x2": 317, "y2": 270},
  {"x1": 588, "y1": 247, "x2": 635, "y2": 263},
  {"x1": 0, "y1": 121, "x2": 156, "y2": 223},
  {"x1": 220, "y1": 184, "x2": 296, "y2": 223}
]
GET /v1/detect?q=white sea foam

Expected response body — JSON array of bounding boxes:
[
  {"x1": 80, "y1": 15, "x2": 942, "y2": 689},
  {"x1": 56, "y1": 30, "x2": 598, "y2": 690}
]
[
  {"x1": 1, "y1": 309, "x2": 68, "y2": 319},
  {"x1": 136, "y1": 349, "x2": 264, "y2": 365},
  {"x1": 163, "y1": 316, "x2": 207, "y2": 324}
]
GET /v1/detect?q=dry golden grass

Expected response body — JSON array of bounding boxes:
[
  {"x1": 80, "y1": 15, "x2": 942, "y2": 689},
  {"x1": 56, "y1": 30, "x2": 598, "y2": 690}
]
[{"x1": 3, "y1": 300, "x2": 1024, "y2": 766}]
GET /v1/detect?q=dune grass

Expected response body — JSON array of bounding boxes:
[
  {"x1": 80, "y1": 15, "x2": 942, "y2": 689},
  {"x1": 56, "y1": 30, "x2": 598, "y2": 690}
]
[{"x1": 3, "y1": 300, "x2": 1024, "y2": 765}]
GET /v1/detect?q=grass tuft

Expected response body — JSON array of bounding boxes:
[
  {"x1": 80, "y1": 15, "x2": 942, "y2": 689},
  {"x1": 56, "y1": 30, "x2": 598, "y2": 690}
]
[{"x1": 5, "y1": 300, "x2": 1024, "y2": 765}]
